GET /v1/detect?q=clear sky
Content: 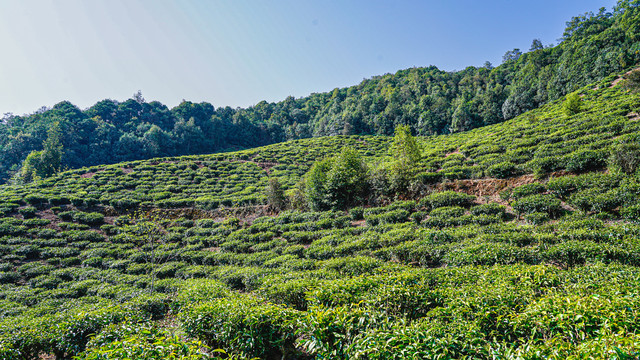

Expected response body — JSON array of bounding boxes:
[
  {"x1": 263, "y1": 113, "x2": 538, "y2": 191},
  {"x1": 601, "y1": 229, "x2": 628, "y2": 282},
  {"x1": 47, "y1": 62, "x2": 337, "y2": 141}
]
[{"x1": 0, "y1": 0, "x2": 617, "y2": 116}]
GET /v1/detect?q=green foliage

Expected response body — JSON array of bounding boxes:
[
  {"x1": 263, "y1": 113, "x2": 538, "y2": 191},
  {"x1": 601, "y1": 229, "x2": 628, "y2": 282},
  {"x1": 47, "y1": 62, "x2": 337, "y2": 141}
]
[
  {"x1": 512, "y1": 194, "x2": 563, "y2": 218},
  {"x1": 623, "y1": 69, "x2": 640, "y2": 93},
  {"x1": 566, "y1": 149, "x2": 607, "y2": 173},
  {"x1": 610, "y1": 142, "x2": 640, "y2": 174},
  {"x1": 388, "y1": 125, "x2": 422, "y2": 193},
  {"x1": 79, "y1": 323, "x2": 212, "y2": 360},
  {"x1": 180, "y1": 296, "x2": 301, "y2": 359},
  {"x1": 0, "y1": 2, "x2": 637, "y2": 184},
  {"x1": 305, "y1": 148, "x2": 368, "y2": 210},
  {"x1": 509, "y1": 183, "x2": 547, "y2": 200},
  {"x1": 19, "y1": 122, "x2": 64, "y2": 182},
  {"x1": 265, "y1": 177, "x2": 286, "y2": 210},
  {"x1": 420, "y1": 191, "x2": 476, "y2": 209},
  {"x1": 486, "y1": 161, "x2": 519, "y2": 179},
  {"x1": 563, "y1": 92, "x2": 583, "y2": 116},
  {"x1": 0, "y1": 39, "x2": 637, "y2": 357}
]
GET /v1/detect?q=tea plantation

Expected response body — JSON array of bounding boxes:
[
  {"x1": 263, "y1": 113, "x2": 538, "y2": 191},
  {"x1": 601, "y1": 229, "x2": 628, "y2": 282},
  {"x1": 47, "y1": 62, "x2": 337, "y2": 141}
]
[{"x1": 0, "y1": 71, "x2": 640, "y2": 359}]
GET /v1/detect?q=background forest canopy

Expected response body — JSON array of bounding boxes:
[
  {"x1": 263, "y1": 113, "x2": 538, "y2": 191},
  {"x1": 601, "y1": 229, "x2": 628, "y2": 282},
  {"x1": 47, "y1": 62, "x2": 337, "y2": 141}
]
[{"x1": 2, "y1": 0, "x2": 640, "y2": 183}]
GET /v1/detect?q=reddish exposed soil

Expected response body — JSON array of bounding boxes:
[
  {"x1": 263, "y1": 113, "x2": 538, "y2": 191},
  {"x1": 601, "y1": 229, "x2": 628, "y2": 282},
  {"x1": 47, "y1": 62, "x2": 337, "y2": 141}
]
[{"x1": 434, "y1": 174, "x2": 539, "y2": 200}]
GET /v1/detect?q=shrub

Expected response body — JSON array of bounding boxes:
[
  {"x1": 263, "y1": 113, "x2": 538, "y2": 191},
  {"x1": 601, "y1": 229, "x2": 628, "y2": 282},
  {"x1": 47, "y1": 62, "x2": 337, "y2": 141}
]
[
  {"x1": 430, "y1": 206, "x2": 466, "y2": 218},
  {"x1": 510, "y1": 183, "x2": 546, "y2": 200},
  {"x1": 569, "y1": 188, "x2": 622, "y2": 213},
  {"x1": 18, "y1": 206, "x2": 37, "y2": 219},
  {"x1": 524, "y1": 212, "x2": 550, "y2": 225},
  {"x1": 486, "y1": 161, "x2": 519, "y2": 179},
  {"x1": 420, "y1": 191, "x2": 475, "y2": 209},
  {"x1": 470, "y1": 203, "x2": 506, "y2": 217},
  {"x1": 24, "y1": 194, "x2": 48, "y2": 207},
  {"x1": 562, "y1": 92, "x2": 582, "y2": 116},
  {"x1": 512, "y1": 194, "x2": 563, "y2": 218},
  {"x1": 266, "y1": 177, "x2": 286, "y2": 211},
  {"x1": 79, "y1": 323, "x2": 211, "y2": 360},
  {"x1": 58, "y1": 211, "x2": 76, "y2": 221},
  {"x1": 610, "y1": 142, "x2": 640, "y2": 174},
  {"x1": 349, "y1": 207, "x2": 364, "y2": 221},
  {"x1": 74, "y1": 212, "x2": 105, "y2": 226},
  {"x1": 566, "y1": 149, "x2": 607, "y2": 173},
  {"x1": 621, "y1": 204, "x2": 640, "y2": 220},
  {"x1": 180, "y1": 296, "x2": 301, "y2": 359}
]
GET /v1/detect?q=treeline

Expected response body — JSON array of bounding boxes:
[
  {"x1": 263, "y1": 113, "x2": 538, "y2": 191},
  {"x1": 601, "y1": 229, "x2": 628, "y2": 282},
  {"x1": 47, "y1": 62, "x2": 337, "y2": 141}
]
[{"x1": 1, "y1": 0, "x2": 639, "y2": 182}]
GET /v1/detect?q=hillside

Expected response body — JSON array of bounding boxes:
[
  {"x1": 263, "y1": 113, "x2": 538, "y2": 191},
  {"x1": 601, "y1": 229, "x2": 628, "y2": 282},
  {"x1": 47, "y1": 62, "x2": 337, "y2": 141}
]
[
  {"x1": 1, "y1": 1, "x2": 639, "y2": 183},
  {"x1": 0, "y1": 69, "x2": 638, "y2": 358}
]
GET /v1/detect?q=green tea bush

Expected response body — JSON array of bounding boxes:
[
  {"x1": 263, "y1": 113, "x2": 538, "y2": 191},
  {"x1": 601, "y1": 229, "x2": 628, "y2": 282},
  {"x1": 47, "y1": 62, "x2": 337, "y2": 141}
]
[
  {"x1": 569, "y1": 188, "x2": 622, "y2": 213},
  {"x1": 79, "y1": 323, "x2": 211, "y2": 360},
  {"x1": 485, "y1": 161, "x2": 519, "y2": 179},
  {"x1": 524, "y1": 212, "x2": 550, "y2": 225},
  {"x1": 420, "y1": 191, "x2": 475, "y2": 209},
  {"x1": 74, "y1": 212, "x2": 105, "y2": 226},
  {"x1": 430, "y1": 206, "x2": 466, "y2": 218},
  {"x1": 470, "y1": 203, "x2": 506, "y2": 217},
  {"x1": 509, "y1": 183, "x2": 546, "y2": 200},
  {"x1": 180, "y1": 296, "x2": 301, "y2": 359},
  {"x1": 609, "y1": 142, "x2": 640, "y2": 174},
  {"x1": 18, "y1": 207, "x2": 37, "y2": 219},
  {"x1": 566, "y1": 149, "x2": 607, "y2": 173},
  {"x1": 512, "y1": 194, "x2": 563, "y2": 218}
]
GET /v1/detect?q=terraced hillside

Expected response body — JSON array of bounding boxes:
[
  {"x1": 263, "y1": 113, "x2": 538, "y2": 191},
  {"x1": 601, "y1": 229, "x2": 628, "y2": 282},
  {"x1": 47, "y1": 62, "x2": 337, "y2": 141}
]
[{"x1": 0, "y1": 70, "x2": 640, "y2": 359}]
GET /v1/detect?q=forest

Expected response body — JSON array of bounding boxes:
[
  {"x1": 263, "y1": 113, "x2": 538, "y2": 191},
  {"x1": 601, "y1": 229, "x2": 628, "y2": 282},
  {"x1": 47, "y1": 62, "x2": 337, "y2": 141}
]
[{"x1": 1, "y1": 0, "x2": 639, "y2": 183}]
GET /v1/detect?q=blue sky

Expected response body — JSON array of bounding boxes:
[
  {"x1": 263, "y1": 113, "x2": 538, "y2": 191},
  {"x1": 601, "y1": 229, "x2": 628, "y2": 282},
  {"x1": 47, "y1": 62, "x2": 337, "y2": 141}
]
[{"x1": 0, "y1": 0, "x2": 617, "y2": 116}]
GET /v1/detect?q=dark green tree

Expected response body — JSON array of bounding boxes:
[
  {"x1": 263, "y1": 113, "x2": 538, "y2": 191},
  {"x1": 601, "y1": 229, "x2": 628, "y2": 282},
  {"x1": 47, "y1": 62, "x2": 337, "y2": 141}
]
[
  {"x1": 389, "y1": 125, "x2": 422, "y2": 194},
  {"x1": 305, "y1": 148, "x2": 369, "y2": 210},
  {"x1": 305, "y1": 158, "x2": 334, "y2": 211},
  {"x1": 325, "y1": 148, "x2": 369, "y2": 209},
  {"x1": 19, "y1": 122, "x2": 63, "y2": 182}
]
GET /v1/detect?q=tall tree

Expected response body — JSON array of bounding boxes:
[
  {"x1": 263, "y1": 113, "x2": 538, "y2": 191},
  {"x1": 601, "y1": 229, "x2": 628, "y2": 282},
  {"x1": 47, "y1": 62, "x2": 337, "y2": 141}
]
[{"x1": 389, "y1": 125, "x2": 422, "y2": 194}]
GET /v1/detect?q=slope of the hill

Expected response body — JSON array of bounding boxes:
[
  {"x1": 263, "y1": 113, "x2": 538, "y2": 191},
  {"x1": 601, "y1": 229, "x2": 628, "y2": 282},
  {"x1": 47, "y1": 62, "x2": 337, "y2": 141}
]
[
  {"x1": 1, "y1": 1, "x2": 639, "y2": 183},
  {"x1": 0, "y1": 72, "x2": 639, "y2": 358}
]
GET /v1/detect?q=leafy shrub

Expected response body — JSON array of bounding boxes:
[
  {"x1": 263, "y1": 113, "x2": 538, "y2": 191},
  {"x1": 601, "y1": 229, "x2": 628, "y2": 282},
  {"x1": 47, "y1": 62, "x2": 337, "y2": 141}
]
[
  {"x1": 79, "y1": 323, "x2": 211, "y2": 360},
  {"x1": 524, "y1": 212, "x2": 550, "y2": 225},
  {"x1": 58, "y1": 211, "x2": 76, "y2": 221},
  {"x1": 526, "y1": 156, "x2": 566, "y2": 176},
  {"x1": 609, "y1": 142, "x2": 640, "y2": 174},
  {"x1": 74, "y1": 212, "x2": 105, "y2": 226},
  {"x1": 470, "y1": 203, "x2": 506, "y2": 217},
  {"x1": 566, "y1": 149, "x2": 607, "y2": 173},
  {"x1": 569, "y1": 188, "x2": 622, "y2": 213},
  {"x1": 180, "y1": 296, "x2": 301, "y2": 359},
  {"x1": 510, "y1": 183, "x2": 546, "y2": 200},
  {"x1": 430, "y1": 206, "x2": 465, "y2": 218},
  {"x1": 365, "y1": 209, "x2": 410, "y2": 226},
  {"x1": 18, "y1": 206, "x2": 37, "y2": 219},
  {"x1": 562, "y1": 92, "x2": 582, "y2": 116},
  {"x1": 486, "y1": 161, "x2": 519, "y2": 179},
  {"x1": 512, "y1": 194, "x2": 563, "y2": 218},
  {"x1": 621, "y1": 204, "x2": 640, "y2": 220},
  {"x1": 420, "y1": 191, "x2": 475, "y2": 209},
  {"x1": 24, "y1": 194, "x2": 48, "y2": 207},
  {"x1": 349, "y1": 207, "x2": 364, "y2": 221}
]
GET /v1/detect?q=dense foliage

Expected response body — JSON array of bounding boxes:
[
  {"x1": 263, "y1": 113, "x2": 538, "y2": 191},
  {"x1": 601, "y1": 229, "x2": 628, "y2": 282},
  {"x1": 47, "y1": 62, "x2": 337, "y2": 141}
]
[
  {"x1": 1, "y1": 0, "x2": 639, "y2": 183},
  {"x1": 0, "y1": 68, "x2": 636, "y2": 358}
]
